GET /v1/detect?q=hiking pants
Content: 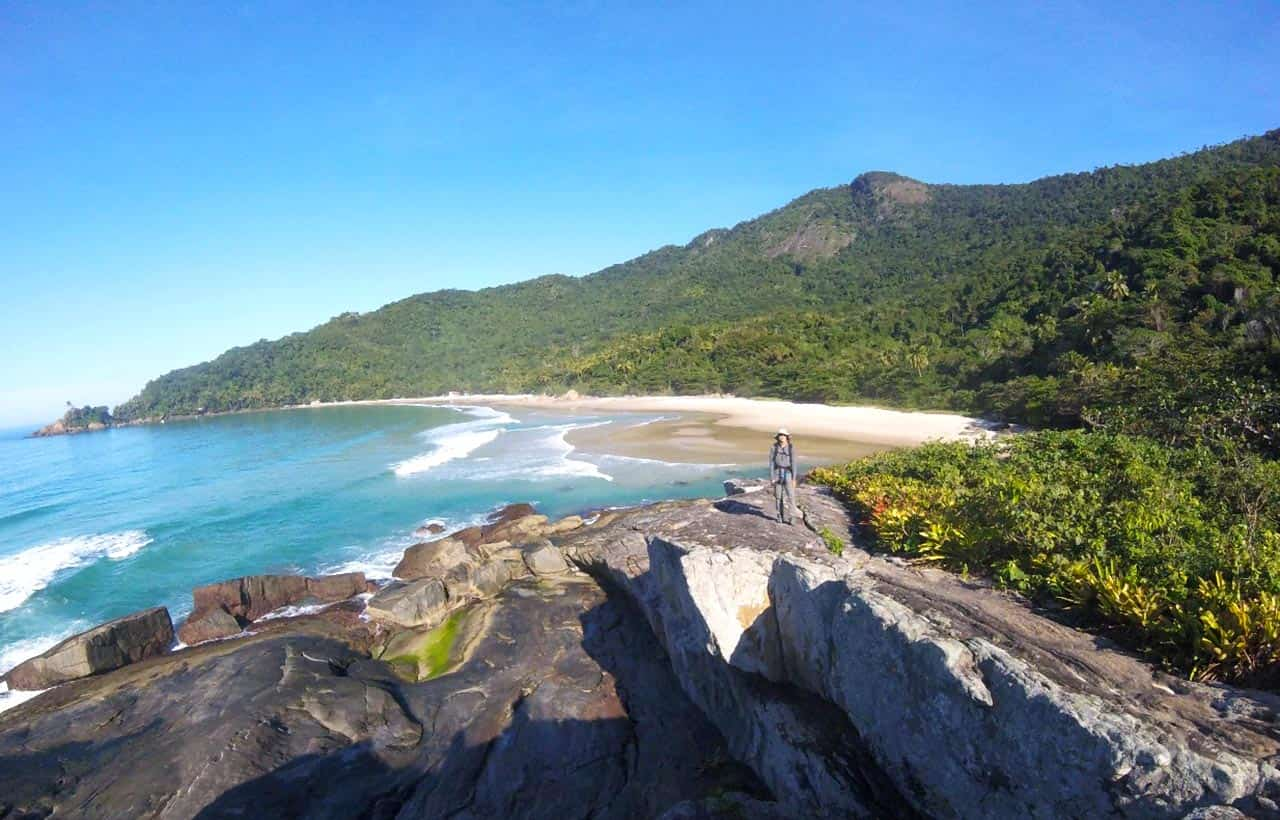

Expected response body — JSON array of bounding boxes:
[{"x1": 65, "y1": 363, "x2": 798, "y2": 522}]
[{"x1": 774, "y1": 471, "x2": 795, "y2": 523}]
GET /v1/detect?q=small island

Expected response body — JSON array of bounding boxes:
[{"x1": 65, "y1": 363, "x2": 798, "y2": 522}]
[{"x1": 33, "y1": 404, "x2": 116, "y2": 437}]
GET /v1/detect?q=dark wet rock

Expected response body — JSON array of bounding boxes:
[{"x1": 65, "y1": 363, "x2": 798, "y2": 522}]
[
  {"x1": 413, "y1": 522, "x2": 446, "y2": 537},
  {"x1": 177, "y1": 606, "x2": 241, "y2": 645},
  {"x1": 489, "y1": 502, "x2": 538, "y2": 526},
  {"x1": 4, "y1": 607, "x2": 174, "y2": 691},
  {"x1": 0, "y1": 578, "x2": 756, "y2": 819}
]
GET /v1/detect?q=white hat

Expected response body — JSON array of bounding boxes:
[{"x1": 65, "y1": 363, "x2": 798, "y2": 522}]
[{"x1": 777, "y1": 427, "x2": 789, "y2": 436}]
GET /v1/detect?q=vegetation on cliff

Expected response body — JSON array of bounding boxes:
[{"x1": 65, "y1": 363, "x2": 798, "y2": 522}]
[
  {"x1": 814, "y1": 434, "x2": 1280, "y2": 686},
  {"x1": 116, "y1": 130, "x2": 1280, "y2": 430},
  {"x1": 34, "y1": 404, "x2": 115, "y2": 436}
]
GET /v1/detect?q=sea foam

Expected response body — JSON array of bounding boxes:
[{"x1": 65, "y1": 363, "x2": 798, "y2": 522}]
[
  {"x1": 392, "y1": 406, "x2": 512, "y2": 477},
  {"x1": 0, "y1": 531, "x2": 153, "y2": 614}
]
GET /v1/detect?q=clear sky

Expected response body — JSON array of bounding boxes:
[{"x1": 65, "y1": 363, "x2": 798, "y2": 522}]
[{"x1": 1, "y1": 1, "x2": 1277, "y2": 426}]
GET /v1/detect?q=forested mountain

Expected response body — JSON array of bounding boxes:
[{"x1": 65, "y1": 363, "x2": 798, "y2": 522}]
[{"x1": 117, "y1": 129, "x2": 1280, "y2": 451}]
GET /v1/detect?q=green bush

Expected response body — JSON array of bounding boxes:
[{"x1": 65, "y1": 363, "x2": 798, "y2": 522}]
[{"x1": 812, "y1": 431, "x2": 1280, "y2": 685}]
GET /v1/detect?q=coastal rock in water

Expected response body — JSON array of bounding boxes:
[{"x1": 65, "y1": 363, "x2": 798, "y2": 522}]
[
  {"x1": 365, "y1": 578, "x2": 449, "y2": 627},
  {"x1": 305, "y1": 572, "x2": 368, "y2": 603},
  {"x1": 723, "y1": 478, "x2": 767, "y2": 496},
  {"x1": 193, "y1": 574, "x2": 307, "y2": 621},
  {"x1": 192, "y1": 572, "x2": 368, "y2": 622},
  {"x1": 177, "y1": 607, "x2": 242, "y2": 645},
  {"x1": 413, "y1": 521, "x2": 446, "y2": 537},
  {"x1": 523, "y1": 539, "x2": 570, "y2": 576},
  {"x1": 4, "y1": 607, "x2": 174, "y2": 691},
  {"x1": 489, "y1": 502, "x2": 538, "y2": 526},
  {"x1": 393, "y1": 537, "x2": 472, "y2": 581}
]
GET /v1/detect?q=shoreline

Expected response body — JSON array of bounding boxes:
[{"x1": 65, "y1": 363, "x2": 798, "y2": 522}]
[
  {"x1": 373, "y1": 393, "x2": 997, "y2": 464},
  {"x1": 31, "y1": 393, "x2": 998, "y2": 466}
]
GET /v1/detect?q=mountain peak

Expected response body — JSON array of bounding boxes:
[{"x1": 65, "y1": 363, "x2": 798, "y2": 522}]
[{"x1": 849, "y1": 171, "x2": 931, "y2": 208}]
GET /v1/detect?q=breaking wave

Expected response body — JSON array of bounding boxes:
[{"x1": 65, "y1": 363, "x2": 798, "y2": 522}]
[{"x1": 0, "y1": 531, "x2": 153, "y2": 614}]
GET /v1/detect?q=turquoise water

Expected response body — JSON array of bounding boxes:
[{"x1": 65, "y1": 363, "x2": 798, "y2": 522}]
[{"x1": 0, "y1": 404, "x2": 752, "y2": 691}]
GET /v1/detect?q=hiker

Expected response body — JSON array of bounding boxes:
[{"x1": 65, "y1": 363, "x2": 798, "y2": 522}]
[{"x1": 770, "y1": 428, "x2": 796, "y2": 524}]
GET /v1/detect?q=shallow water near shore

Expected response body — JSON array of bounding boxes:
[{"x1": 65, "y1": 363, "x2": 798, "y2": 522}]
[{"x1": 0, "y1": 404, "x2": 764, "y2": 703}]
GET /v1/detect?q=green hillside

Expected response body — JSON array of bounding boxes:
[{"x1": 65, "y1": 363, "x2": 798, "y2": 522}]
[{"x1": 117, "y1": 130, "x2": 1280, "y2": 445}]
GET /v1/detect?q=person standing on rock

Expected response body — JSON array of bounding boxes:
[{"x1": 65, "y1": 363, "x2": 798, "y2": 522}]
[{"x1": 770, "y1": 428, "x2": 797, "y2": 524}]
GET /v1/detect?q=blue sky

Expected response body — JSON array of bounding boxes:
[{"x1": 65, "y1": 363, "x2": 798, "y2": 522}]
[{"x1": 1, "y1": 1, "x2": 1277, "y2": 426}]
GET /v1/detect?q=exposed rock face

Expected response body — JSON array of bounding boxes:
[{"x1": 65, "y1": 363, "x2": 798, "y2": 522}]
[
  {"x1": 4, "y1": 486, "x2": 1279, "y2": 818},
  {"x1": 563, "y1": 487, "x2": 1280, "y2": 818},
  {"x1": 0, "y1": 577, "x2": 757, "y2": 818},
  {"x1": 177, "y1": 606, "x2": 241, "y2": 645},
  {"x1": 764, "y1": 219, "x2": 854, "y2": 262},
  {"x1": 4, "y1": 607, "x2": 174, "y2": 690}
]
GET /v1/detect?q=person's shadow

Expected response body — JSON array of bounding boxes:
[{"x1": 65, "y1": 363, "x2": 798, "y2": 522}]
[{"x1": 713, "y1": 499, "x2": 774, "y2": 521}]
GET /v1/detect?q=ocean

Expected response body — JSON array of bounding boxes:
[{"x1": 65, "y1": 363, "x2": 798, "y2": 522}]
[{"x1": 0, "y1": 404, "x2": 754, "y2": 708}]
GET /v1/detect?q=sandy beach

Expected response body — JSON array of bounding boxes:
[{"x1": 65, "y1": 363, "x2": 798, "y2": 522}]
[{"x1": 364, "y1": 393, "x2": 993, "y2": 466}]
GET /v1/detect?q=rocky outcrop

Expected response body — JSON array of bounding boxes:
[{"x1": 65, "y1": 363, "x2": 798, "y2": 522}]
[
  {"x1": 563, "y1": 486, "x2": 1280, "y2": 818},
  {"x1": 0, "y1": 574, "x2": 757, "y2": 818},
  {"x1": 4, "y1": 486, "x2": 1279, "y2": 818},
  {"x1": 4, "y1": 607, "x2": 174, "y2": 690},
  {"x1": 32, "y1": 405, "x2": 115, "y2": 437}
]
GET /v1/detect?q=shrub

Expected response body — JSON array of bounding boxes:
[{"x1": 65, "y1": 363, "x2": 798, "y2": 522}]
[{"x1": 812, "y1": 430, "x2": 1280, "y2": 685}]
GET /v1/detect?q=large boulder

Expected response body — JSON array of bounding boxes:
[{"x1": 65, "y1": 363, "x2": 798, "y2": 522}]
[
  {"x1": 488, "y1": 502, "x2": 537, "y2": 526},
  {"x1": 304, "y1": 572, "x2": 368, "y2": 603},
  {"x1": 486, "y1": 514, "x2": 549, "y2": 545},
  {"x1": 4, "y1": 607, "x2": 174, "y2": 690},
  {"x1": 523, "y1": 540, "x2": 570, "y2": 576},
  {"x1": 177, "y1": 607, "x2": 242, "y2": 645},
  {"x1": 413, "y1": 521, "x2": 446, "y2": 537},
  {"x1": 393, "y1": 537, "x2": 472, "y2": 581},
  {"x1": 723, "y1": 478, "x2": 767, "y2": 496},
  {"x1": 193, "y1": 575, "x2": 307, "y2": 621},
  {"x1": 192, "y1": 572, "x2": 367, "y2": 622},
  {"x1": 545, "y1": 515, "x2": 585, "y2": 535},
  {"x1": 365, "y1": 578, "x2": 449, "y2": 628}
]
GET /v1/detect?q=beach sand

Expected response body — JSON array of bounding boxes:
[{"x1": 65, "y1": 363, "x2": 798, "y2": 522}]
[{"x1": 367, "y1": 393, "x2": 993, "y2": 467}]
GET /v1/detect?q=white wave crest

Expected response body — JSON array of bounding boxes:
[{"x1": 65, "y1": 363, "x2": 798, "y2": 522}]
[
  {"x1": 392, "y1": 405, "x2": 514, "y2": 478},
  {"x1": 0, "y1": 531, "x2": 153, "y2": 614},
  {"x1": 393, "y1": 429, "x2": 502, "y2": 477},
  {"x1": 0, "y1": 632, "x2": 67, "y2": 676}
]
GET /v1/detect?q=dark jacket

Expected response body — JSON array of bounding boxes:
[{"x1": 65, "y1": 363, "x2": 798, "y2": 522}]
[{"x1": 769, "y1": 441, "x2": 795, "y2": 483}]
